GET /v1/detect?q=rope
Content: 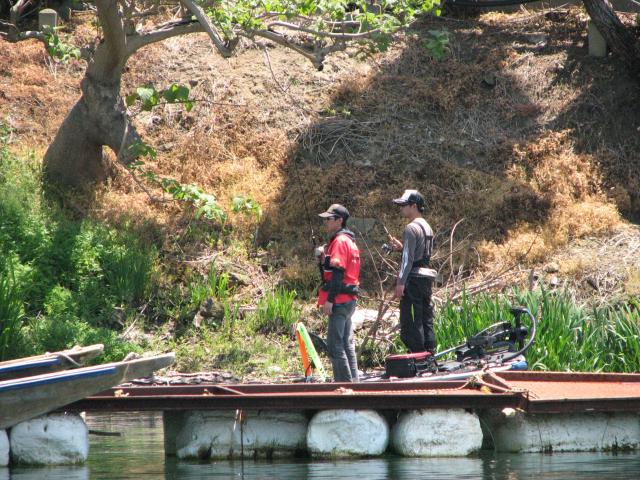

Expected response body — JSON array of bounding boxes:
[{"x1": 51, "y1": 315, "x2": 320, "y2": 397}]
[
  {"x1": 456, "y1": 368, "x2": 531, "y2": 395},
  {"x1": 55, "y1": 353, "x2": 83, "y2": 368}
]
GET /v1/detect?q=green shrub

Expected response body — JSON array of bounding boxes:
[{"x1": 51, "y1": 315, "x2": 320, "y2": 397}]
[
  {"x1": 169, "y1": 320, "x2": 295, "y2": 375},
  {"x1": 26, "y1": 314, "x2": 137, "y2": 362},
  {"x1": 0, "y1": 132, "x2": 157, "y2": 359},
  {"x1": 101, "y1": 242, "x2": 155, "y2": 306}
]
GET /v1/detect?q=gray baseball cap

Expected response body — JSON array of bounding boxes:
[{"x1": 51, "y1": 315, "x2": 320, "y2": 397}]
[{"x1": 393, "y1": 189, "x2": 424, "y2": 208}]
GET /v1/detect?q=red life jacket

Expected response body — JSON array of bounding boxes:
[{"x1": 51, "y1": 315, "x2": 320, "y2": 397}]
[{"x1": 317, "y1": 229, "x2": 360, "y2": 306}]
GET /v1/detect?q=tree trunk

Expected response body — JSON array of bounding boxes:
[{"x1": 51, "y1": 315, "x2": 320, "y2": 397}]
[
  {"x1": 583, "y1": 0, "x2": 640, "y2": 79},
  {"x1": 42, "y1": 0, "x2": 141, "y2": 189},
  {"x1": 42, "y1": 73, "x2": 142, "y2": 188}
]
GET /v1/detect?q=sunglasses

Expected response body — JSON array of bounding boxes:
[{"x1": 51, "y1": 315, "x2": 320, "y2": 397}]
[{"x1": 322, "y1": 216, "x2": 338, "y2": 222}]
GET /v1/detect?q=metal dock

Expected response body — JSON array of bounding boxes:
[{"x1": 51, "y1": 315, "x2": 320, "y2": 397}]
[{"x1": 65, "y1": 371, "x2": 640, "y2": 414}]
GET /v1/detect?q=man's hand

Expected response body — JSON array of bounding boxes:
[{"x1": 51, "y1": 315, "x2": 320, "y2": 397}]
[
  {"x1": 388, "y1": 234, "x2": 403, "y2": 252},
  {"x1": 322, "y1": 301, "x2": 333, "y2": 316},
  {"x1": 394, "y1": 283, "x2": 405, "y2": 299}
]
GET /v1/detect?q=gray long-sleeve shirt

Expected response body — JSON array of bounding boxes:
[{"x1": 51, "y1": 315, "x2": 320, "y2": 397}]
[{"x1": 398, "y1": 218, "x2": 434, "y2": 286}]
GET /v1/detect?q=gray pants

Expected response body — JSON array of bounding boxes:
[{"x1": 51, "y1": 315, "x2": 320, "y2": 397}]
[{"x1": 327, "y1": 300, "x2": 359, "y2": 382}]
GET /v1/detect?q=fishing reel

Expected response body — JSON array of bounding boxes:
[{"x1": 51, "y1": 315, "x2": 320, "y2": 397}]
[{"x1": 381, "y1": 243, "x2": 393, "y2": 255}]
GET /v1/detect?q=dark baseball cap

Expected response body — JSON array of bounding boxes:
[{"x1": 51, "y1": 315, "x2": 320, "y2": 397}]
[
  {"x1": 393, "y1": 189, "x2": 425, "y2": 208},
  {"x1": 318, "y1": 204, "x2": 350, "y2": 219}
]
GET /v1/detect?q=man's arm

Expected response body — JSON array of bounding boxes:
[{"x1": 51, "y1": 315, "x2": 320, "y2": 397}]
[{"x1": 398, "y1": 226, "x2": 417, "y2": 286}]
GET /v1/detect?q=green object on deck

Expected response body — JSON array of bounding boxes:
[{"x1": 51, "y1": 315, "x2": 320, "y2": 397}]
[{"x1": 296, "y1": 323, "x2": 327, "y2": 382}]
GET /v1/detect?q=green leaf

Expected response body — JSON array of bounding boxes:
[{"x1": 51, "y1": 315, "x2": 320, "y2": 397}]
[
  {"x1": 231, "y1": 195, "x2": 262, "y2": 219},
  {"x1": 125, "y1": 93, "x2": 139, "y2": 107},
  {"x1": 43, "y1": 27, "x2": 80, "y2": 62},
  {"x1": 128, "y1": 141, "x2": 157, "y2": 160},
  {"x1": 136, "y1": 87, "x2": 159, "y2": 111},
  {"x1": 175, "y1": 85, "x2": 190, "y2": 101},
  {"x1": 162, "y1": 84, "x2": 178, "y2": 103}
]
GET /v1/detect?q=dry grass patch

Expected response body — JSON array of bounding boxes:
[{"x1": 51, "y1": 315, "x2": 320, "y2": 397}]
[{"x1": 1, "y1": 6, "x2": 638, "y2": 297}]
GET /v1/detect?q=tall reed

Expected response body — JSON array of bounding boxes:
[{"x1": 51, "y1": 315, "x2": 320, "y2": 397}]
[
  {"x1": 436, "y1": 289, "x2": 640, "y2": 373},
  {"x1": 190, "y1": 268, "x2": 232, "y2": 308},
  {"x1": 0, "y1": 258, "x2": 25, "y2": 360},
  {"x1": 102, "y1": 243, "x2": 155, "y2": 306},
  {"x1": 252, "y1": 288, "x2": 300, "y2": 334}
]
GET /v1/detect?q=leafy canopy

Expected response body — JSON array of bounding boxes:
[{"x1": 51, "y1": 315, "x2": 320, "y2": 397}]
[
  {"x1": 205, "y1": 0, "x2": 437, "y2": 35},
  {"x1": 200, "y1": 0, "x2": 440, "y2": 54}
]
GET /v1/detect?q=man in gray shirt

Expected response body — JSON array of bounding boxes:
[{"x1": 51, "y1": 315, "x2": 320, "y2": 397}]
[{"x1": 388, "y1": 189, "x2": 436, "y2": 353}]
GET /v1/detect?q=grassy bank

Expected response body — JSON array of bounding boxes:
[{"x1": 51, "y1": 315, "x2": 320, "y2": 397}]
[
  {"x1": 0, "y1": 138, "x2": 151, "y2": 361},
  {"x1": 0, "y1": 135, "x2": 302, "y2": 371},
  {"x1": 1, "y1": 139, "x2": 638, "y2": 375}
]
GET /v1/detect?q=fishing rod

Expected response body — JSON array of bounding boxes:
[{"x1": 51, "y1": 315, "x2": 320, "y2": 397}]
[{"x1": 289, "y1": 154, "x2": 319, "y2": 247}]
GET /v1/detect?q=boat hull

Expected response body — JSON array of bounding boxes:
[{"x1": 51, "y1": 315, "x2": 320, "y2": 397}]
[
  {"x1": 0, "y1": 353, "x2": 174, "y2": 430},
  {"x1": 0, "y1": 344, "x2": 105, "y2": 381}
]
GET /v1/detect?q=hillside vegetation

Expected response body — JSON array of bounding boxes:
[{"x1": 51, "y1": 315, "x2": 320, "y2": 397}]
[{"x1": 1, "y1": 5, "x2": 639, "y2": 376}]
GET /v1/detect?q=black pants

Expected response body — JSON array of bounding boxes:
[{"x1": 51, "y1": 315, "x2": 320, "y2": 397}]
[{"x1": 399, "y1": 276, "x2": 435, "y2": 353}]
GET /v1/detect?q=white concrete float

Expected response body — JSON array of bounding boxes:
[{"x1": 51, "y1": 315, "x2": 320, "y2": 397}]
[
  {"x1": 164, "y1": 410, "x2": 308, "y2": 460},
  {"x1": 307, "y1": 409, "x2": 389, "y2": 457},
  {"x1": 9, "y1": 413, "x2": 88, "y2": 465},
  {"x1": 482, "y1": 409, "x2": 640, "y2": 453},
  {"x1": 391, "y1": 409, "x2": 483, "y2": 457},
  {"x1": 0, "y1": 430, "x2": 8, "y2": 466}
]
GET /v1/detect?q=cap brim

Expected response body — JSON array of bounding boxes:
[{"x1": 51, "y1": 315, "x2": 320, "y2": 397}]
[
  {"x1": 393, "y1": 199, "x2": 409, "y2": 205},
  {"x1": 318, "y1": 212, "x2": 335, "y2": 218}
]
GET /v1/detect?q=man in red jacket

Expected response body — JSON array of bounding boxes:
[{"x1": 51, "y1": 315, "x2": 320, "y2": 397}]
[{"x1": 317, "y1": 204, "x2": 361, "y2": 382}]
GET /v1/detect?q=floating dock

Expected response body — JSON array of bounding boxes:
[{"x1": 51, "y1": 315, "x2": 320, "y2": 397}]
[
  {"x1": 65, "y1": 371, "x2": 640, "y2": 414},
  {"x1": 46, "y1": 371, "x2": 640, "y2": 459}
]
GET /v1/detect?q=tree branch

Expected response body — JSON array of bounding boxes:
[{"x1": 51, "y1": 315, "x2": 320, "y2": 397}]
[
  {"x1": 247, "y1": 29, "x2": 320, "y2": 66},
  {"x1": 243, "y1": 29, "x2": 348, "y2": 69},
  {"x1": 96, "y1": 0, "x2": 127, "y2": 55},
  {"x1": 0, "y1": 23, "x2": 45, "y2": 43},
  {"x1": 269, "y1": 20, "x2": 381, "y2": 40},
  {"x1": 90, "y1": 0, "x2": 128, "y2": 81},
  {"x1": 125, "y1": 19, "x2": 204, "y2": 55},
  {"x1": 10, "y1": 0, "x2": 30, "y2": 25},
  {"x1": 178, "y1": 0, "x2": 238, "y2": 57}
]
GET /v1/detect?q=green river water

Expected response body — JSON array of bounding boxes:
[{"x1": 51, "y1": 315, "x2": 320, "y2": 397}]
[{"x1": 3, "y1": 412, "x2": 640, "y2": 479}]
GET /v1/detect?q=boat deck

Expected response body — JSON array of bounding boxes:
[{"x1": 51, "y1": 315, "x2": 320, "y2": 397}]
[{"x1": 64, "y1": 371, "x2": 640, "y2": 414}]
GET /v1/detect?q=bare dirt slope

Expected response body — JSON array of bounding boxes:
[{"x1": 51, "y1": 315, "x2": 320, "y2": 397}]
[{"x1": 1, "y1": 6, "x2": 639, "y2": 303}]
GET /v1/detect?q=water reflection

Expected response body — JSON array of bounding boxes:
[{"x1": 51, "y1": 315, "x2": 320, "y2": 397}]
[
  {"x1": 2, "y1": 465, "x2": 89, "y2": 479},
  {"x1": 162, "y1": 452, "x2": 640, "y2": 480},
  {"x1": 5, "y1": 412, "x2": 640, "y2": 479},
  {"x1": 164, "y1": 458, "x2": 393, "y2": 479}
]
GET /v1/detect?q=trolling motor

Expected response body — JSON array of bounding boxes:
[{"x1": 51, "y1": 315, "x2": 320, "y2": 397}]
[
  {"x1": 453, "y1": 307, "x2": 532, "y2": 362},
  {"x1": 384, "y1": 306, "x2": 537, "y2": 379}
]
